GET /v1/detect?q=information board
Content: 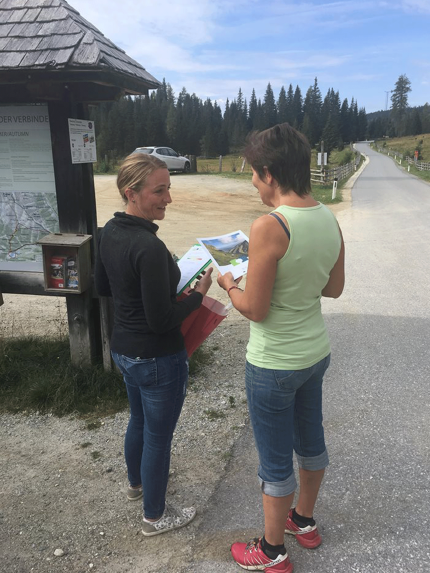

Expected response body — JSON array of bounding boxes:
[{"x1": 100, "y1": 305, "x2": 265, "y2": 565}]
[{"x1": 0, "y1": 103, "x2": 59, "y2": 272}]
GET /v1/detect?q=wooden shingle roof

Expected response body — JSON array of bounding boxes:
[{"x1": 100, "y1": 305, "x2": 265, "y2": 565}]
[{"x1": 0, "y1": 0, "x2": 161, "y2": 101}]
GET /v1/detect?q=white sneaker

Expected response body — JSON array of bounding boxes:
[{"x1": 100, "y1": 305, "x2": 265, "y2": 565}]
[
  {"x1": 141, "y1": 502, "x2": 196, "y2": 536},
  {"x1": 127, "y1": 485, "x2": 143, "y2": 501}
]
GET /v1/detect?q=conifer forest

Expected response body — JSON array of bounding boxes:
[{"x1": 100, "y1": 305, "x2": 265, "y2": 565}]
[{"x1": 90, "y1": 75, "x2": 430, "y2": 165}]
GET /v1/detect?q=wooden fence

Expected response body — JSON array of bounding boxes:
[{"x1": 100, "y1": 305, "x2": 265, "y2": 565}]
[
  {"x1": 311, "y1": 149, "x2": 361, "y2": 185},
  {"x1": 405, "y1": 157, "x2": 430, "y2": 171},
  {"x1": 373, "y1": 144, "x2": 430, "y2": 172}
]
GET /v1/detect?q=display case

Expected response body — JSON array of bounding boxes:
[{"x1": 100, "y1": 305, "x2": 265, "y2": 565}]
[{"x1": 37, "y1": 233, "x2": 92, "y2": 294}]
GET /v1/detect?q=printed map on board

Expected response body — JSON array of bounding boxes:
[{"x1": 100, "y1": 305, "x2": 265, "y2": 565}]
[
  {"x1": 0, "y1": 104, "x2": 59, "y2": 272},
  {"x1": 0, "y1": 192, "x2": 59, "y2": 270}
]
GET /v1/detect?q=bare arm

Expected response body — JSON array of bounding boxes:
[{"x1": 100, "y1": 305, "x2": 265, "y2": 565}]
[
  {"x1": 321, "y1": 227, "x2": 345, "y2": 298},
  {"x1": 217, "y1": 215, "x2": 289, "y2": 322}
]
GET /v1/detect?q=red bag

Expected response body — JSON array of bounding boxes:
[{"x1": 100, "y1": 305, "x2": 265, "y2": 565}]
[{"x1": 179, "y1": 289, "x2": 228, "y2": 357}]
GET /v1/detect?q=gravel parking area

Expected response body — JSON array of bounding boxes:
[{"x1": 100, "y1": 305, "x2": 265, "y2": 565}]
[{"x1": 0, "y1": 173, "x2": 352, "y2": 572}]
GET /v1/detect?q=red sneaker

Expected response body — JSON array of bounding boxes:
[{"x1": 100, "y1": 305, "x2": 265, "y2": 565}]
[
  {"x1": 284, "y1": 509, "x2": 322, "y2": 549},
  {"x1": 231, "y1": 537, "x2": 293, "y2": 572}
]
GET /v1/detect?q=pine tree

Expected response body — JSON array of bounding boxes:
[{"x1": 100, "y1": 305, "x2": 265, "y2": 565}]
[
  {"x1": 339, "y1": 98, "x2": 350, "y2": 143},
  {"x1": 263, "y1": 83, "x2": 277, "y2": 129},
  {"x1": 391, "y1": 74, "x2": 412, "y2": 136},
  {"x1": 357, "y1": 108, "x2": 368, "y2": 141},
  {"x1": 277, "y1": 86, "x2": 288, "y2": 124},
  {"x1": 321, "y1": 114, "x2": 339, "y2": 158},
  {"x1": 302, "y1": 78, "x2": 322, "y2": 145},
  {"x1": 248, "y1": 89, "x2": 258, "y2": 131},
  {"x1": 286, "y1": 84, "x2": 294, "y2": 125},
  {"x1": 292, "y1": 86, "x2": 303, "y2": 129}
]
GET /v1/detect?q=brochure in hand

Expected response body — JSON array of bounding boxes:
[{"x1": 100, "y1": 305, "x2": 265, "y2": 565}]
[
  {"x1": 176, "y1": 230, "x2": 249, "y2": 294},
  {"x1": 197, "y1": 229, "x2": 249, "y2": 279},
  {"x1": 176, "y1": 244, "x2": 212, "y2": 295}
]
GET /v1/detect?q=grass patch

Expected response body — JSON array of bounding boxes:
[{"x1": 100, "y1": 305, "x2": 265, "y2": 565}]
[
  {"x1": 375, "y1": 133, "x2": 430, "y2": 162},
  {"x1": 312, "y1": 185, "x2": 342, "y2": 205},
  {"x1": 188, "y1": 344, "x2": 214, "y2": 378},
  {"x1": 0, "y1": 337, "x2": 128, "y2": 416},
  {"x1": 0, "y1": 335, "x2": 216, "y2": 415},
  {"x1": 197, "y1": 155, "x2": 251, "y2": 174},
  {"x1": 204, "y1": 408, "x2": 226, "y2": 421},
  {"x1": 85, "y1": 420, "x2": 102, "y2": 430},
  {"x1": 407, "y1": 163, "x2": 430, "y2": 183}
]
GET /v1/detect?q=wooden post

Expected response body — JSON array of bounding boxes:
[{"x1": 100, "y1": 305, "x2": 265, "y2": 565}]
[
  {"x1": 190, "y1": 155, "x2": 197, "y2": 172},
  {"x1": 241, "y1": 159, "x2": 246, "y2": 173},
  {"x1": 48, "y1": 99, "x2": 99, "y2": 367},
  {"x1": 320, "y1": 140, "x2": 325, "y2": 182},
  {"x1": 99, "y1": 296, "x2": 114, "y2": 371},
  {"x1": 332, "y1": 178, "x2": 338, "y2": 200},
  {"x1": 219, "y1": 155, "x2": 222, "y2": 172}
]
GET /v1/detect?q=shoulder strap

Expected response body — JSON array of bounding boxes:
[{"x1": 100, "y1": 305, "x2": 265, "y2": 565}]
[{"x1": 269, "y1": 212, "x2": 290, "y2": 239}]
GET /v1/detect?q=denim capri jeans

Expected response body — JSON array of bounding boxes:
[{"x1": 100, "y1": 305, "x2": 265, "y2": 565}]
[{"x1": 245, "y1": 354, "x2": 331, "y2": 498}]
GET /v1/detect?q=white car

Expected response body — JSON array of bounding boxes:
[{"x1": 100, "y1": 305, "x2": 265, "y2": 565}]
[{"x1": 133, "y1": 146, "x2": 191, "y2": 173}]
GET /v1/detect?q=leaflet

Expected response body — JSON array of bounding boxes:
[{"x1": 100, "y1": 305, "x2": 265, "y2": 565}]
[
  {"x1": 176, "y1": 230, "x2": 249, "y2": 294},
  {"x1": 176, "y1": 244, "x2": 212, "y2": 295},
  {"x1": 197, "y1": 230, "x2": 249, "y2": 279}
]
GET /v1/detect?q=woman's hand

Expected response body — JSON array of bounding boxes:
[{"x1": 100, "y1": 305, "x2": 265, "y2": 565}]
[
  {"x1": 217, "y1": 272, "x2": 242, "y2": 292},
  {"x1": 194, "y1": 267, "x2": 213, "y2": 297}
]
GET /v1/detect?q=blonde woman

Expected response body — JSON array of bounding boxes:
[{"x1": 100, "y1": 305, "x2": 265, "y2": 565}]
[{"x1": 95, "y1": 153, "x2": 212, "y2": 536}]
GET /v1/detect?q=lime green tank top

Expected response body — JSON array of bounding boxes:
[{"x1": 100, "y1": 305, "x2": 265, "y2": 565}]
[{"x1": 246, "y1": 203, "x2": 341, "y2": 370}]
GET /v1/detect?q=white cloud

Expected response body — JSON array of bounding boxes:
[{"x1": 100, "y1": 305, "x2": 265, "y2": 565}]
[
  {"x1": 67, "y1": 0, "x2": 429, "y2": 114},
  {"x1": 401, "y1": 0, "x2": 430, "y2": 14}
]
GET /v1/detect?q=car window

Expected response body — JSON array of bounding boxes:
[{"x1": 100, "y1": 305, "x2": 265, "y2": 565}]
[
  {"x1": 166, "y1": 148, "x2": 178, "y2": 157},
  {"x1": 134, "y1": 148, "x2": 153, "y2": 154},
  {"x1": 156, "y1": 148, "x2": 169, "y2": 156}
]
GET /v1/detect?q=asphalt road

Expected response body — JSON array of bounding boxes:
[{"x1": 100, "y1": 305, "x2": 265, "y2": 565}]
[{"x1": 183, "y1": 144, "x2": 430, "y2": 573}]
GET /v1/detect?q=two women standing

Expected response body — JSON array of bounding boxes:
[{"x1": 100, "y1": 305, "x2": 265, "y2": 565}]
[{"x1": 96, "y1": 123, "x2": 344, "y2": 572}]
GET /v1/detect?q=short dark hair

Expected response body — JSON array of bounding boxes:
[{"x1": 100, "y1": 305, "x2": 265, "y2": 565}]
[{"x1": 243, "y1": 123, "x2": 312, "y2": 197}]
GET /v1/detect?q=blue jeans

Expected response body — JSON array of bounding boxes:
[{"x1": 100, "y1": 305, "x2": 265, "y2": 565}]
[
  {"x1": 245, "y1": 354, "x2": 330, "y2": 497},
  {"x1": 111, "y1": 349, "x2": 189, "y2": 519}
]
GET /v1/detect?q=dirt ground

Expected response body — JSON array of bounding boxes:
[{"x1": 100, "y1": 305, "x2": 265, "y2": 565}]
[
  {"x1": 0, "y1": 172, "x2": 350, "y2": 338},
  {"x1": 0, "y1": 173, "x2": 352, "y2": 573},
  {"x1": 96, "y1": 172, "x2": 273, "y2": 253}
]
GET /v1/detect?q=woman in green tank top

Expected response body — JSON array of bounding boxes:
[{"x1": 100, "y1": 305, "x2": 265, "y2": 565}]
[{"x1": 217, "y1": 123, "x2": 345, "y2": 572}]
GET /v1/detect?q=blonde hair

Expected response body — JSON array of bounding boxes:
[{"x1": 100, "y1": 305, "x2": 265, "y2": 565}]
[{"x1": 117, "y1": 153, "x2": 168, "y2": 203}]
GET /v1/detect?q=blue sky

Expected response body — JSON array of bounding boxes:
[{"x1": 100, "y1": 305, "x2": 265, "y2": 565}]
[{"x1": 71, "y1": 0, "x2": 430, "y2": 114}]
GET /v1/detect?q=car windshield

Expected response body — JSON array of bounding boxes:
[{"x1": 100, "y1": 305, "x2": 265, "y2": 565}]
[{"x1": 135, "y1": 148, "x2": 153, "y2": 154}]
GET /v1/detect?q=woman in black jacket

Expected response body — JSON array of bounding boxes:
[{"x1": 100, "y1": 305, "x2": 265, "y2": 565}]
[{"x1": 95, "y1": 153, "x2": 212, "y2": 536}]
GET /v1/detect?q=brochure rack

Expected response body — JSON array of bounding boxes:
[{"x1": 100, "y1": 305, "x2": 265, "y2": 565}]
[{"x1": 37, "y1": 233, "x2": 92, "y2": 294}]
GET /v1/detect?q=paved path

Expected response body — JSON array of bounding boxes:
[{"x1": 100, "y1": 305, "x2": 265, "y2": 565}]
[{"x1": 184, "y1": 145, "x2": 430, "y2": 572}]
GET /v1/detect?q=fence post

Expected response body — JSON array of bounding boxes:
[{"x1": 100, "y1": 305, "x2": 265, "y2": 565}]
[
  {"x1": 241, "y1": 159, "x2": 246, "y2": 173},
  {"x1": 219, "y1": 155, "x2": 222, "y2": 172},
  {"x1": 332, "y1": 178, "x2": 338, "y2": 200}
]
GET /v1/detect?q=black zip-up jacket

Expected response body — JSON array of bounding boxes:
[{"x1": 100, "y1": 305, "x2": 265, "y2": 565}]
[{"x1": 95, "y1": 212, "x2": 202, "y2": 358}]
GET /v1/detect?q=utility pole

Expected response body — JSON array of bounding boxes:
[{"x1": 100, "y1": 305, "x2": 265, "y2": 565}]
[{"x1": 385, "y1": 91, "x2": 390, "y2": 111}]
